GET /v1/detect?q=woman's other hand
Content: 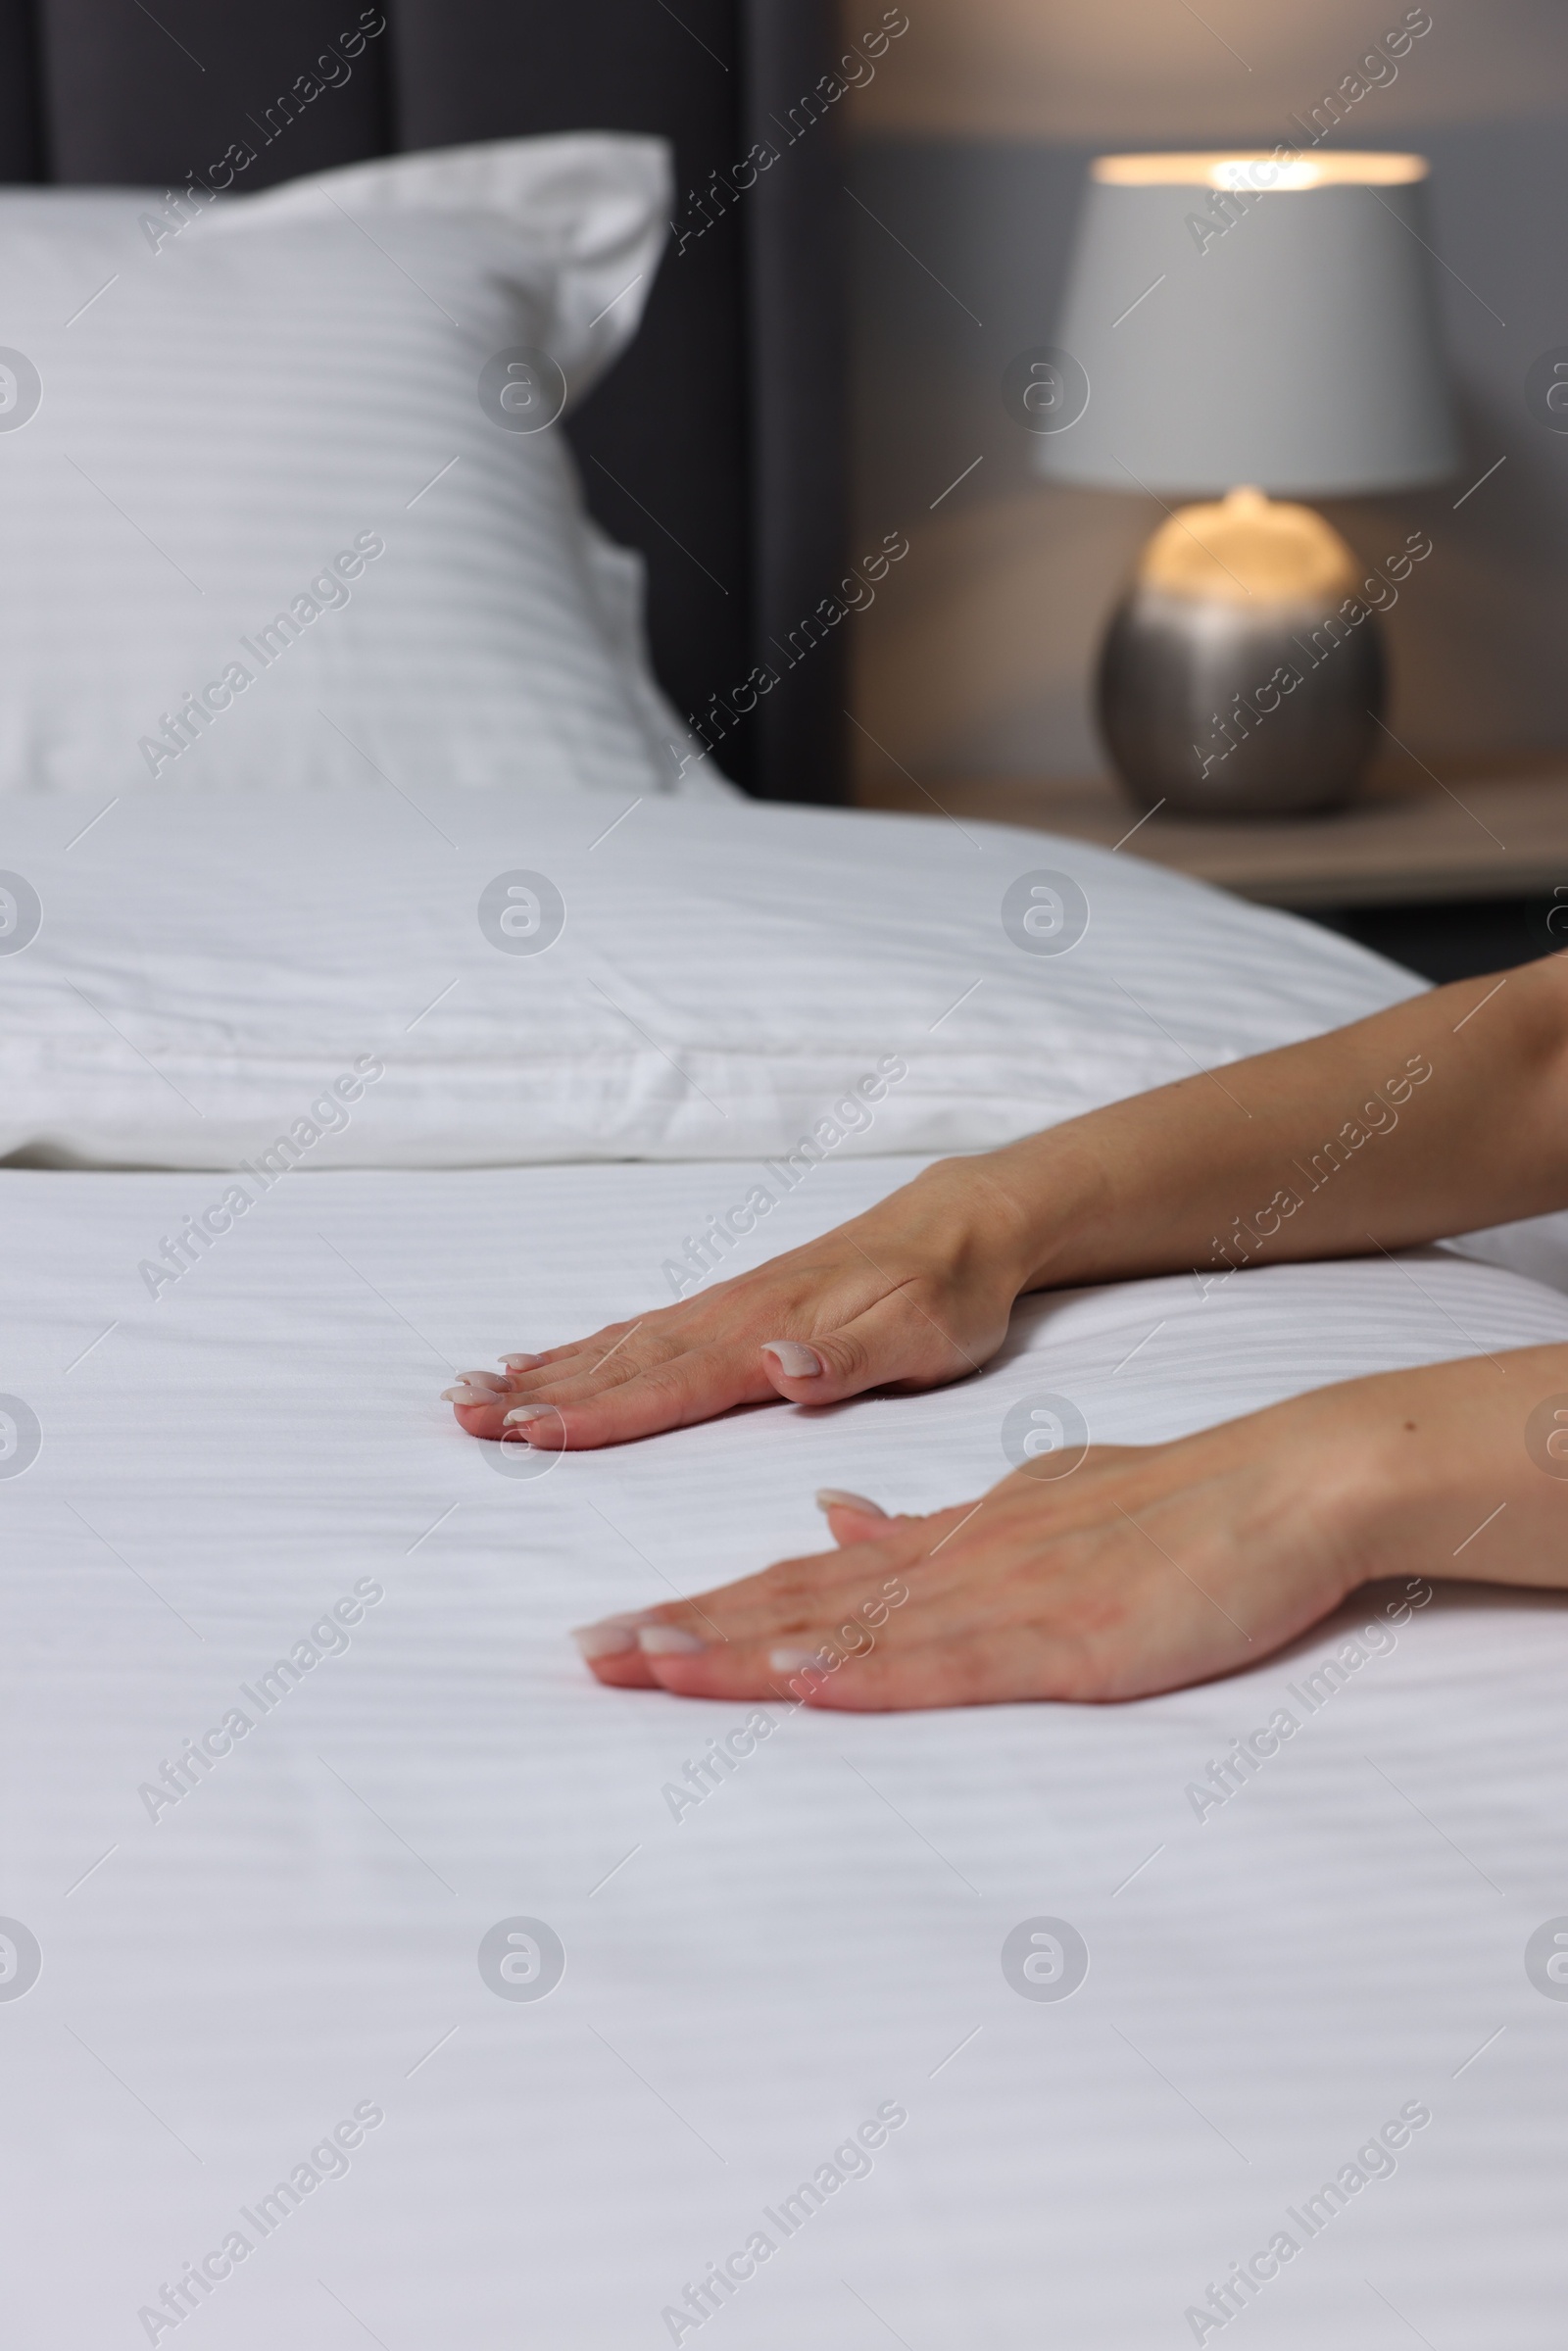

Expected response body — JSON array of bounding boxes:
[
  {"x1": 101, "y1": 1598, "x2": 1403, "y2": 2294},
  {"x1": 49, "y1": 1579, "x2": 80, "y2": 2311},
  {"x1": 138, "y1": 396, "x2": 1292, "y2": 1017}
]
[{"x1": 441, "y1": 1159, "x2": 1032, "y2": 1450}]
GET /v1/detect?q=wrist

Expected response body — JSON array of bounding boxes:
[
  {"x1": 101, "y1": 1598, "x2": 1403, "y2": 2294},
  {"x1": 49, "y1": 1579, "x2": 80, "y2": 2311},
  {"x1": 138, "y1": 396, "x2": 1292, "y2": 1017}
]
[
  {"x1": 958, "y1": 1127, "x2": 1110, "y2": 1296},
  {"x1": 1302, "y1": 1396, "x2": 1413, "y2": 1601},
  {"x1": 1274, "y1": 1353, "x2": 1544, "y2": 1596},
  {"x1": 886, "y1": 1153, "x2": 1052, "y2": 1303}
]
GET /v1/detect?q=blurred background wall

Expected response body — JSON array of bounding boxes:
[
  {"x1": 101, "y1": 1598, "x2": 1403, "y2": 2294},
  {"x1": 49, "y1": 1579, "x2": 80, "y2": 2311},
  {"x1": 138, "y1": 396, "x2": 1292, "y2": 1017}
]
[{"x1": 839, "y1": 0, "x2": 1568, "y2": 795}]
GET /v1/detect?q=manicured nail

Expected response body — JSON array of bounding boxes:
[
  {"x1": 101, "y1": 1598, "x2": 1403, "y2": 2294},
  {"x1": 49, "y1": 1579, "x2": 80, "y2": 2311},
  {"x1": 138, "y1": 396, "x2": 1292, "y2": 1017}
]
[
  {"x1": 637, "y1": 1624, "x2": 705, "y2": 1656},
  {"x1": 762, "y1": 1341, "x2": 823, "y2": 1379},
  {"x1": 443, "y1": 1385, "x2": 498, "y2": 1405},
  {"x1": 500, "y1": 1352, "x2": 543, "y2": 1369},
  {"x1": 504, "y1": 1405, "x2": 549, "y2": 1428},
  {"x1": 815, "y1": 1488, "x2": 887, "y2": 1517},
  {"x1": 570, "y1": 1616, "x2": 643, "y2": 1659},
  {"x1": 769, "y1": 1647, "x2": 826, "y2": 1675},
  {"x1": 457, "y1": 1370, "x2": 508, "y2": 1392}
]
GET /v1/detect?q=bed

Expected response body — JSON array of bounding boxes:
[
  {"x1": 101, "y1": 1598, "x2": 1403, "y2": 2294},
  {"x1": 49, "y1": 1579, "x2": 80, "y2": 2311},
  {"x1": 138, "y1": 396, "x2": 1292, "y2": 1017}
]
[
  {"x1": 4, "y1": 791, "x2": 1567, "y2": 2347},
  {"x1": 2, "y1": 9, "x2": 1565, "y2": 2346}
]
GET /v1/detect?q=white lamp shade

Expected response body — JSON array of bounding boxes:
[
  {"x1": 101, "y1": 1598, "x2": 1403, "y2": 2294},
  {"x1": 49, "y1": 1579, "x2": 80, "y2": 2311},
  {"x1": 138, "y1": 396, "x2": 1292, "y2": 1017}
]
[{"x1": 1034, "y1": 154, "x2": 1460, "y2": 497}]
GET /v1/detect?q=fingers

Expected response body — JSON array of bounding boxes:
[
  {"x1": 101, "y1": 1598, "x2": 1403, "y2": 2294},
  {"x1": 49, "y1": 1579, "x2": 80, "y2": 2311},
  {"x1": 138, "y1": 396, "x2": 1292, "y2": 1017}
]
[
  {"x1": 617, "y1": 1587, "x2": 1082, "y2": 1711},
  {"x1": 441, "y1": 1370, "x2": 512, "y2": 1406},
  {"x1": 455, "y1": 1335, "x2": 855, "y2": 1446},
  {"x1": 449, "y1": 1343, "x2": 785, "y2": 1450},
  {"x1": 816, "y1": 1488, "x2": 892, "y2": 1547},
  {"x1": 570, "y1": 1516, "x2": 904, "y2": 1659},
  {"x1": 479, "y1": 1327, "x2": 668, "y2": 1407},
  {"x1": 756, "y1": 1285, "x2": 970, "y2": 1409},
  {"x1": 458, "y1": 1249, "x2": 991, "y2": 1452},
  {"x1": 569, "y1": 1613, "x2": 662, "y2": 1690},
  {"x1": 759, "y1": 1337, "x2": 834, "y2": 1401},
  {"x1": 570, "y1": 1509, "x2": 956, "y2": 1699},
  {"x1": 692, "y1": 1632, "x2": 1073, "y2": 1711},
  {"x1": 569, "y1": 1473, "x2": 1141, "y2": 1709},
  {"x1": 447, "y1": 1311, "x2": 919, "y2": 1451}
]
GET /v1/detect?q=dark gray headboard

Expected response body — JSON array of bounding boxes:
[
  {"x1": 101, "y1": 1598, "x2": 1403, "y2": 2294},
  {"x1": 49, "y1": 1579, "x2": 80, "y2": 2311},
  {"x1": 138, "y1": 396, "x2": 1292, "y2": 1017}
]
[{"x1": 0, "y1": 0, "x2": 846, "y2": 802}]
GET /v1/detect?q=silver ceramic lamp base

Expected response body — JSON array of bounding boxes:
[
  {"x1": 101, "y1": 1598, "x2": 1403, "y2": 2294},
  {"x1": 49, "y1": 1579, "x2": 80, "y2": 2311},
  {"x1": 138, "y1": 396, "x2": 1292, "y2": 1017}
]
[{"x1": 1095, "y1": 489, "x2": 1387, "y2": 820}]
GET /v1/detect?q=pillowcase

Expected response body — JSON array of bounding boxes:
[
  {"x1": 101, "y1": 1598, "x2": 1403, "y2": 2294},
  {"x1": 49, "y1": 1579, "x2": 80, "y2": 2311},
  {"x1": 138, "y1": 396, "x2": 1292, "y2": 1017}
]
[
  {"x1": 0, "y1": 789, "x2": 1429, "y2": 1170},
  {"x1": 0, "y1": 136, "x2": 719, "y2": 798}
]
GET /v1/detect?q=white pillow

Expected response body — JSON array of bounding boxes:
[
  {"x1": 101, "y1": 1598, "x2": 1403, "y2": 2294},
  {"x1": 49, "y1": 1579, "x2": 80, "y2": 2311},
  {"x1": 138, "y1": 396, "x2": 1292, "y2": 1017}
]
[
  {"x1": 0, "y1": 790, "x2": 1430, "y2": 1170},
  {"x1": 0, "y1": 137, "x2": 719, "y2": 798}
]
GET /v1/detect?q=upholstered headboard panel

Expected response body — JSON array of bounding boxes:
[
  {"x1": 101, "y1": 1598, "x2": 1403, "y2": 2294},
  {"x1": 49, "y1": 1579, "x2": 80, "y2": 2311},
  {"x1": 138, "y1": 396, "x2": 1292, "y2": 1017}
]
[{"x1": 0, "y1": 0, "x2": 845, "y2": 800}]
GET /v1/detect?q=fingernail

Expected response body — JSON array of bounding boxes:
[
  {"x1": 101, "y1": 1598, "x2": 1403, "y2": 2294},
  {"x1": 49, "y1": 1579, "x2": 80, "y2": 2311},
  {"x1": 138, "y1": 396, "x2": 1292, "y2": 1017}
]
[
  {"x1": 570, "y1": 1616, "x2": 643, "y2": 1659},
  {"x1": 761, "y1": 1341, "x2": 822, "y2": 1379},
  {"x1": 769, "y1": 1647, "x2": 826, "y2": 1675},
  {"x1": 504, "y1": 1405, "x2": 549, "y2": 1428},
  {"x1": 637, "y1": 1624, "x2": 705, "y2": 1656},
  {"x1": 443, "y1": 1385, "x2": 498, "y2": 1405},
  {"x1": 501, "y1": 1352, "x2": 543, "y2": 1369},
  {"x1": 457, "y1": 1370, "x2": 509, "y2": 1392},
  {"x1": 815, "y1": 1488, "x2": 887, "y2": 1517}
]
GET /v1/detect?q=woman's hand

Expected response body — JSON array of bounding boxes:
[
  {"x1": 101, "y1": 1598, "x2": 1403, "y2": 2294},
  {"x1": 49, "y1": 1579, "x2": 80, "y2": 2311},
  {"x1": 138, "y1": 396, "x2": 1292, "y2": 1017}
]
[
  {"x1": 445, "y1": 957, "x2": 1568, "y2": 1459},
  {"x1": 567, "y1": 1347, "x2": 1568, "y2": 1708},
  {"x1": 441, "y1": 1158, "x2": 1033, "y2": 1450},
  {"x1": 569, "y1": 1442, "x2": 1357, "y2": 1710}
]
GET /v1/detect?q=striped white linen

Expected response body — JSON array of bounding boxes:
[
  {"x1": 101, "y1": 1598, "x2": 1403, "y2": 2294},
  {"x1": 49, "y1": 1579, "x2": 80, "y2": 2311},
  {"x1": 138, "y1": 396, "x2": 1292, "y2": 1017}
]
[
  {"x1": 2, "y1": 1155, "x2": 1565, "y2": 2346},
  {"x1": 0, "y1": 137, "x2": 712, "y2": 799},
  {"x1": 0, "y1": 791, "x2": 1432, "y2": 1170}
]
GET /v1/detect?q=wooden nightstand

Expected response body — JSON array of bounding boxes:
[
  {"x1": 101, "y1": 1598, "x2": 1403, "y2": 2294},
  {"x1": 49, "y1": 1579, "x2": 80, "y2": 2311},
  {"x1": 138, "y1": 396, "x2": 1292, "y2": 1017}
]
[{"x1": 857, "y1": 757, "x2": 1568, "y2": 980}]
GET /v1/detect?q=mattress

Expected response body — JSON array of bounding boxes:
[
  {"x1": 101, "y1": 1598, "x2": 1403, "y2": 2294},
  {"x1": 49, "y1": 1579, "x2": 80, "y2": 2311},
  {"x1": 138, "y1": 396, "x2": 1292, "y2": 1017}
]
[{"x1": 5, "y1": 1153, "x2": 1566, "y2": 2346}]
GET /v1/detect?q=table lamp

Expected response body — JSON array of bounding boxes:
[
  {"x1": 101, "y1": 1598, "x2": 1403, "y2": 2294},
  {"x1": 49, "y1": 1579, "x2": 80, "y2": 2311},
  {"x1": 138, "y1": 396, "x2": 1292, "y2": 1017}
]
[{"x1": 1032, "y1": 153, "x2": 1458, "y2": 817}]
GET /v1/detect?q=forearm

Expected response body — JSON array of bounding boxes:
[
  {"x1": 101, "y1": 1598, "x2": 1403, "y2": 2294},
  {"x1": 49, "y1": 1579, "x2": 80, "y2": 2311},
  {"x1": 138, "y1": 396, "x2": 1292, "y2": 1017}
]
[
  {"x1": 464, "y1": 957, "x2": 1568, "y2": 1457},
  {"x1": 952, "y1": 955, "x2": 1568, "y2": 1296}
]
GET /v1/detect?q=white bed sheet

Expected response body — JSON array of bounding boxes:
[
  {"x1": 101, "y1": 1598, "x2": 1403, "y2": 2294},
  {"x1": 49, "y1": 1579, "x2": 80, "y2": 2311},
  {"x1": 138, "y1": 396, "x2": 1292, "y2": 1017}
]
[{"x1": 4, "y1": 1156, "x2": 1567, "y2": 2347}]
